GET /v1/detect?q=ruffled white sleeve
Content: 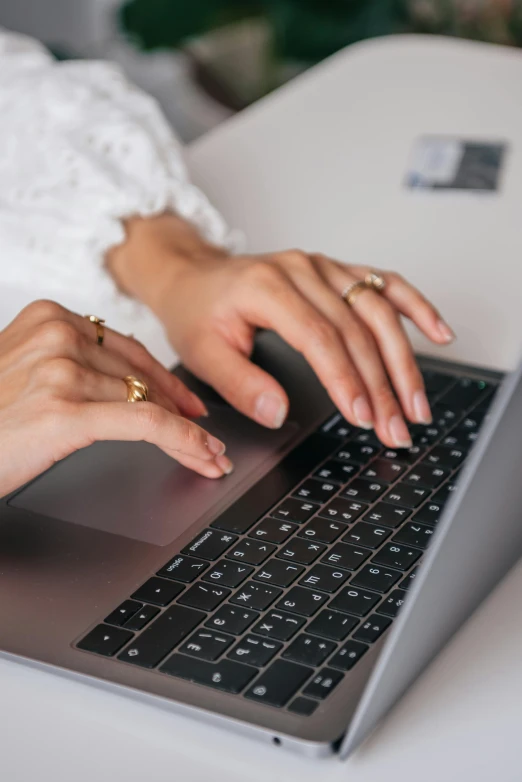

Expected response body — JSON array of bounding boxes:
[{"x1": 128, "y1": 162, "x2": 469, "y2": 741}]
[{"x1": 0, "y1": 28, "x2": 241, "y2": 328}]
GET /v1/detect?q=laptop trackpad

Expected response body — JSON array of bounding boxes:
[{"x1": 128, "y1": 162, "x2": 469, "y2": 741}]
[{"x1": 10, "y1": 405, "x2": 299, "y2": 546}]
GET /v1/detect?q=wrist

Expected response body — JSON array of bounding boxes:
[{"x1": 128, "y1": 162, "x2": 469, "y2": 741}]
[{"x1": 106, "y1": 213, "x2": 227, "y2": 316}]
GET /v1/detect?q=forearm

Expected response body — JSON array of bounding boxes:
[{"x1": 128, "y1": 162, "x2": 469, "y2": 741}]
[{"x1": 106, "y1": 213, "x2": 229, "y2": 317}]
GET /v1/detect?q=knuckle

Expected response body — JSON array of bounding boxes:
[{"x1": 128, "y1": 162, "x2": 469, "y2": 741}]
[
  {"x1": 34, "y1": 319, "x2": 82, "y2": 352},
  {"x1": 20, "y1": 299, "x2": 65, "y2": 324},
  {"x1": 178, "y1": 418, "x2": 203, "y2": 451},
  {"x1": 279, "y1": 248, "x2": 309, "y2": 266},
  {"x1": 36, "y1": 357, "x2": 83, "y2": 389},
  {"x1": 248, "y1": 260, "x2": 282, "y2": 287},
  {"x1": 135, "y1": 402, "x2": 161, "y2": 434}
]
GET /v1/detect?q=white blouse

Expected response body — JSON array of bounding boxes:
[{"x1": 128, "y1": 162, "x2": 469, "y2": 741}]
[{"x1": 0, "y1": 28, "x2": 240, "y2": 365}]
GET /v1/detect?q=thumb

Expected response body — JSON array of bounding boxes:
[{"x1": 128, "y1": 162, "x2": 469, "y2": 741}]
[{"x1": 186, "y1": 333, "x2": 289, "y2": 429}]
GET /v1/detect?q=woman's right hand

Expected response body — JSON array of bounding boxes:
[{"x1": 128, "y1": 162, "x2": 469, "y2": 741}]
[{"x1": 0, "y1": 300, "x2": 233, "y2": 499}]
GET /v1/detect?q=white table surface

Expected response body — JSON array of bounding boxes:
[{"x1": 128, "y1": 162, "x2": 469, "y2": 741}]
[{"x1": 3, "y1": 35, "x2": 522, "y2": 780}]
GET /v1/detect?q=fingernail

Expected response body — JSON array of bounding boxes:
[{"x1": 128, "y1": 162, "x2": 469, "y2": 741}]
[
  {"x1": 353, "y1": 396, "x2": 373, "y2": 429},
  {"x1": 389, "y1": 415, "x2": 412, "y2": 448},
  {"x1": 207, "y1": 435, "x2": 226, "y2": 456},
  {"x1": 413, "y1": 390, "x2": 432, "y2": 424},
  {"x1": 196, "y1": 398, "x2": 209, "y2": 417},
  {"x1": 215, "y1": 454, "x2": 234, "y2": 475},
  {"x1": 255, "y1": 393, "x2": 287, "y2": 429},
  {"x1": 438, "y1": 319, "x2": 455, "y2": 343}
]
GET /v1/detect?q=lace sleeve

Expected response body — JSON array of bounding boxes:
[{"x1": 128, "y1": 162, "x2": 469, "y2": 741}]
[{"x1": 0, "y1": 27, "x2": 242, "y2": 306}]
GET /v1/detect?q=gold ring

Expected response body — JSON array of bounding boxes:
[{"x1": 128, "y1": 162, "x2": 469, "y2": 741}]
[
  {"x1": 124, "y1": 375, "x2": 149, "y2": 403},
  {"x1": 85, "y1": 314, "x2": 105, "y2": 346},
  {"x1": 341, "y1": 280, "x2": 370, "y2": 306},
  {"x1": 365, "y1": 270, "x2": 386, "y2": 292}
]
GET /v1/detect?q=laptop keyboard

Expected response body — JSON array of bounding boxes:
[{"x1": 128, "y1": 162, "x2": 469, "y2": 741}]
[{"x1": 77, "y1": 370, "x2": 496, "y2": 717}]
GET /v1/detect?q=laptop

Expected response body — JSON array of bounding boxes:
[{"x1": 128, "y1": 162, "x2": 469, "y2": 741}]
[{"x1": 1, "y1": 328, "x2": 520, "y2": 759}]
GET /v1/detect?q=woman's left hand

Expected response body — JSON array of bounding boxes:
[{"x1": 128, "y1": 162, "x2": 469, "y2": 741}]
[{"x1": 109, "y1": 215, "x2": 454, "y2": 449}]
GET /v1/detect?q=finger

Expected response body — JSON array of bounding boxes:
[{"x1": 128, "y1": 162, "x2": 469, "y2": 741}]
[
  {"x1": 316, "y1": 259, "x2": 430, "y2": 429},
  {"x1": 75, "y1": 402, "x2": 231, "y2": 478},
  {"x1": 15, "y1": 300, "x2": 207, "y2": 418},
  {"x1": 348, "y1": 265, "x2": 455, "y2": 345},
  {"x1": 286, "y1": 258, "x2": 413, "y2": 446},
  {"x1": 185, "y1": 333, "x2": 290, "y2": 429}
]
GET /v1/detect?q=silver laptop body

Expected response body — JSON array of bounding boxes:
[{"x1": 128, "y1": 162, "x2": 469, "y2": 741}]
[{"x1": 0, "y1": 331, "x2": 518, "y2": 759}]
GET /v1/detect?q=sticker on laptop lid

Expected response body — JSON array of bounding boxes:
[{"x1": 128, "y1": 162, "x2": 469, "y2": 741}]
[{"x1": 406, "y1": 137, "x2": 507, "y2": 191}]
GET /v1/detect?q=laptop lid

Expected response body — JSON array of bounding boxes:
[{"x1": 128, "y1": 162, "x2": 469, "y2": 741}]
[{"x1": 339, "y1": 354, "x2": 522, "y2": 757}]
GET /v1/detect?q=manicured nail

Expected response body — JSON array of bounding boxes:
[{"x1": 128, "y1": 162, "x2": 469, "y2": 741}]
[
  {"x1": 207, "y1": 435, "x2": 226, "y2": 456},
  {"x1": 438, "y1": 319, "x2": 455, "y2": 343},
  {"x1": 389, "y1": 415, "x2": 412, "y2": 448},
  {"x1": 255, "y1": 392, "x2": 287, "y2": 429},
  {"x1": 195, "y1": 397, "x2": 209, "y2": 417},
  {"x1": 353, "y1": 396, "x2": 373, "y2": 429},
  {"x1": 413, "y1": 390, "x2": 432, "y2": 424},
  {"x1": 215, "y1": 454, "x2": 234, "y2": 475}
]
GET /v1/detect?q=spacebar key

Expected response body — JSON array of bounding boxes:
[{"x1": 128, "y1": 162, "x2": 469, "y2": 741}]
[
  {"x1": 118, "y1": 605, "x2": 204, "y2": 668},
  {"x1": 211, "y1": 433, "x2": 337, "y2": 534},
  {"x1": 160, "y1": 654, "x2": 258, "y2": 693}
]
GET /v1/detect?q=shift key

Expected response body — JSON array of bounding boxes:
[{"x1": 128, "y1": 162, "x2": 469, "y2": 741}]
[{"x1": 118, "y1": 605, "x2": 204, "y2": 668}]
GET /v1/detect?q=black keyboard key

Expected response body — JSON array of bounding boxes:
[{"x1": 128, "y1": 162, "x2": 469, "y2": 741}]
[
  {"x1": 343, "y1": 478, "x2": 385, "y2": 504},
  {"x1": 383, "y1": 483, "x2": 430, "y2": 509},
  {"x1": 361, "y1": 459, "x2": 405, "y2": 484},
  {"x1": 412, "y1": 501, "x2": 444, "y2": 527},
  {"x1": 321, "y1": 413, "x2": 353, "y2": 439},
  {"x1": 277, "y1": 586, "x2": 328, "y2": 616},
  {"x1": 288, "y1": 697, "x2": 319, "y2": 716},
  {"x1": 201, "y1": 560, "x2": 253, "y2": 588},
  {"x1": 317, "y1": 498, "x2": 367, "y2": 525},
  {"x1": 179, "y1": 629, "x2": 234, "y2": 661},
  {"x1": 314, "y1": 460, "x2": 359, "y2": 484},
  {"x1": 438, "y1": 377, "x2": 490, "y2": 410},
  {"x1": 422, "y1": 370, "x2": 455, "y2": 398},
  {"x1": 380, "y1": 445, "x2": 425, "y2": 465},
  {"x1": 161, "y1": 654, "x2": 257, "y2": 693},
  {"x1": 393, "y1": 522, "x2": 435, "y2": 549},
  {"x1": 78, "y1": 625, "x2": 133, "y2": 657},
  {"x1": 376, "y1": 589, "x2": 408, "y2": 618},
  {"x1": 307, "y1": 610, "x2": 358, "y2": 641},
  {"x1": 277, "y1": 538, "x2": 326, "y2": 565},
  {"x1": 226, "y1": 539, "x2": 276, "y2": 566},
  {"x1": 400, "y1": 567, "x2": 419, "y2": 590},
  {"x1": 252, "y1": 610, "x2": 305, "y2": 641},
  {"x1": 353, "y1": 613, "x2": 392, "y2": 643},
  {"x1": 178, "y1": 583, "x2": 230, "y2": 612},
  {"x1": 104, "y1": 600, "x2": 142, "y2": 627},
  {"x1": 211, "y1": 432, "x2": 337, "y2": 535},
  {"x1": 458, "y1": 412, "x2": 485, "y2": 431},
  {"x1": 320, "y1": 541, "x2": 371, "y2": 571},
  {"x1": 363, "y1": 502, "x2": 411, "y2": 529},
  {"x1": 328, "y1": 586, "x2": 380, "y2": 616},
  {"x1": 430, "y1": 404, "x2": 459, "y2": 429},
  {"x1": 298, "y1": 517, "x2": 347, "y2": 544},
  {"x1": 118, "y1": 605, "x2": 204, "y2": 667},
  {"x1": 342, "y1": 522, "x2": 391, "y2": 549},
  {"x1": 410, "y1": 425, "x2": 442, "y2": 447},
  {"x1": 182, "y1": 529, "x2": 237, "y2": 561},
  {"x1": 336, "y1": 443, "x2": 379, "y2": 465},
  {"x1": 425, "y1": 445, "x2": 466, "y2": 469},
  {"x1": 404, "y1": 463, "x2": 449, "y2": 489},
  {"x1": 230, "y1": 581, "x2": 282, "y2": 612},
  {"x1": 283, "y1": 634, "x2": 336, "y2": 667},
  {"x1": 123, "y1": 604, "x2": 159, "y2": 631},
  {"x1": 303, "y1": 668, "x2": 343, "y2": 700},
  {"x1": 205, "y1": 605, "x2": 257, "y2": 635},
  {"x1": 351, "y1": 430, "x2": 382, "y2": 446},
  {"x1": 299, "y1": 564, "x2": 349, "y2": 593},
  {"x1": 253, "y1": 559, "x2": 304, "y2": 587},
  {"x1": 351, "y1": 565, "x2": 402, "y2": 593},
  {"x1": 329, "y1": 640, "x2": 369, "y2": 671},
  {"x1": 249, "y1": 517, "x2": 297, "y2": 544},
  {"x1": 228, "y1": 635, "x2": 282, "y2": 667},
  {"x1": 431, "y1": 481, "x2": 458, "y2": 505},
  {"x1": 270, "y1": 498, "x2": 318, "y2": 524},
  {"x1": 294, "y1": 479, "x2": 338, "y2": 504},
  {"x1": 245, "y1": 660, "x2": 313, "y2": 707},
  {"x1": 157, "y1": 555, "x2": 209, "y2": 583},
  {"x1": 131, "y1": 577, "x2": 184, "y2": 607}
]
